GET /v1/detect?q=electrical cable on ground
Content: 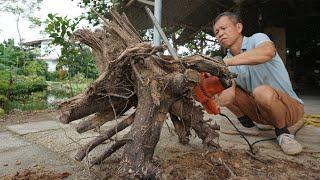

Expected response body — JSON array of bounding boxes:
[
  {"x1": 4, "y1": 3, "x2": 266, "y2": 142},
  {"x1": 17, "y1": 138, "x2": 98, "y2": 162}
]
[
  {"x1": 219, "y1": 113, "x2": 281, "y2": 155},
  {"x1": 219, "y1": 113, "x2": 307, "y2": 156}
]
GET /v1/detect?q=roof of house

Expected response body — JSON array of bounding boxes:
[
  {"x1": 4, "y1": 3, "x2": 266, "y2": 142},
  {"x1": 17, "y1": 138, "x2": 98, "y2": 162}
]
[
  {"x1": 21, "y1": 38, "x2": 51, "y2": 46},
  {"x1": 124, "y1": 0, "x2": 320, "y2": 44}
]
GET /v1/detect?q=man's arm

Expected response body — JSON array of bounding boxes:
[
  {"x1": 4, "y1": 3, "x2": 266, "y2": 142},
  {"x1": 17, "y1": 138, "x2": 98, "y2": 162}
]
[
  {"x1": 225, "y1": 41, "x2": 276, "y2": 66},
  {"x1": 217, "y1": 79, "x2": 236, "y2": 106}
]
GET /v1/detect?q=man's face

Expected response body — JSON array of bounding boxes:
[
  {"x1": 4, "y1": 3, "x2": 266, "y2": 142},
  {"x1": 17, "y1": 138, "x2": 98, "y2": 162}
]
[{"x1": 213, "y1": 16, "x2": 243, "y2": 48}]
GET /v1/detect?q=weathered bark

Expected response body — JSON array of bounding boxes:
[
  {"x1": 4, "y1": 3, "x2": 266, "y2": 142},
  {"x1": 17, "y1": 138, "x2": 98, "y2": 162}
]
[
  {"x1": 76, "y1": 111, "x2": 110, "y2": 133},
  {"x1": 91, "y1": 138, "x2": 130, "y2": 165},
  {"x1": 76, "y1": 99, "x2": 135, "y2": 133},
  {"x1": 170, "y1": 99, "x2": 220, "y2": 148},
  {"x1": 118, "y1": 79, "x2": 165, "y2": 179},
  {"x1": 59, "y1": 95, "x2": 109, "y2": 124},
  {"x1": 59, "y1": 70, "x2": 136, "y2": 124},
  {"x1": 170, "y1": 113, "x2": 191, "y2": 145}
]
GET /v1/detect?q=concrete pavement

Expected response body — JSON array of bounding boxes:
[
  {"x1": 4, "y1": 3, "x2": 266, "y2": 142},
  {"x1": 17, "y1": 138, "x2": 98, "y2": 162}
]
[{"x1": 0, "y1": 95, "x2": 319, "y2": 179}]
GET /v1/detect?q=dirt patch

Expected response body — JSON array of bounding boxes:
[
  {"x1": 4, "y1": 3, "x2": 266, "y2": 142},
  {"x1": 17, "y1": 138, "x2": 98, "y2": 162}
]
[
  {"x1": 86, "y1": 149, "x2": 320, "y2": 179},
  {"x1": 161, "y1": 150, "x2": 320, "y2": 179},
  {"x1": 0, "y1": 110, "x2": 59, "y2": 126},
  {"x1": 2, "y1": 168, "x2": 70, "y2": 180}
]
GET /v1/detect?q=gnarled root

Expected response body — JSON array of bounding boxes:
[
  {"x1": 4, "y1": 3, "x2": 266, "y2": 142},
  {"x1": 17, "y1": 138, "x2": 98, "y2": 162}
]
[
  {"x1": 75, "y1": 114, "x2": 135, "y2": 161},
  {"x1": 170, "y1": 99, "x2": 220, "y2": 148}
]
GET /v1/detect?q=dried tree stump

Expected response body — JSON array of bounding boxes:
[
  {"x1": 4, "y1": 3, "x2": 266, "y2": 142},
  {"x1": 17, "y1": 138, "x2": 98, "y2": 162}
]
[{"x1": 58, "y1": 10, "x2": 236, "y2": 179}]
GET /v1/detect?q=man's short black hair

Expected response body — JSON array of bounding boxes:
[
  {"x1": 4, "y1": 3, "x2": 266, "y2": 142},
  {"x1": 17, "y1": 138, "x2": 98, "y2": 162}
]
[{"x1": 214, "y1": 12, "x2": 242, "y2": 25}]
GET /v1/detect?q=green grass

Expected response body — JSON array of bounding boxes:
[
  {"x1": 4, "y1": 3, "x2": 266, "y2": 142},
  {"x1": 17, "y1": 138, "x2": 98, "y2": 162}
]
[{"x1": 47, "y1": 80, "x2": 91, "y2": 96}]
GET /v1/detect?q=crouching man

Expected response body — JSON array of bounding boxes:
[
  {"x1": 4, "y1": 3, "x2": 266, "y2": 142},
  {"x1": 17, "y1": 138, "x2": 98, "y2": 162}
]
[{"x1": 213, "y1": 12, "x2": 304, "y2": 155}]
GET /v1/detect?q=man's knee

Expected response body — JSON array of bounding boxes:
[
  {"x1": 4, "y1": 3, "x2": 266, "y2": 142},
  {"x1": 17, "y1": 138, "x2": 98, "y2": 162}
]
[
  {"x1": 253, "y1": 85, "x2": 277, "y2": 106},
  {"x1": 218, "y1": 87, "x2": 236, "y2": 106}
]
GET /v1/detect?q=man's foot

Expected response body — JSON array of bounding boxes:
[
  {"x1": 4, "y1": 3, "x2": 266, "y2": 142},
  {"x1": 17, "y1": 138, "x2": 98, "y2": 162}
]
[{"x1": 277, "y1": 133, "x2": 302, "y2": 155}]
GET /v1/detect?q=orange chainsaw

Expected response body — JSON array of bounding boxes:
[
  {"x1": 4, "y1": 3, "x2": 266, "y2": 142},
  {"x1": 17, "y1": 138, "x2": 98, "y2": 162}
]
[{"x1": 193, "y1": 73, "x2": 231, "y2": 115}]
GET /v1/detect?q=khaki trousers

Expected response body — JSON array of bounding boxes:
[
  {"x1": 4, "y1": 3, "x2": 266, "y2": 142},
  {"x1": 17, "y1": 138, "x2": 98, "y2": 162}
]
[{"x1": 231, "y1": 86, "x2": 304, "y2": 128}]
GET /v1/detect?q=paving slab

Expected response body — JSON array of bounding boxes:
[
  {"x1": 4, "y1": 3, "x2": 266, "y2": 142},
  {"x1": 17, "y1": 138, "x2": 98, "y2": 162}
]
[
  {"x1": 300, "y1": 95, "x2": 320, "y2": 114},
  {"x1": 0, "y1": 131, "x2": 30, "y2": 152},
  {"x1": 23, "y1": 125, "x2": 98, "y2": 158},
  {"x1": 0, "y1": 143, "x2": 89, "y2": 179},
  {"x1": 6, "y1": 121, "x2": 60, "y2": 135},
  {"x1": 296, "y1": 125, "x2": 320, "y2": 153},
  {"x1": 23, "y1": 122, "x2": 131, "y2": 161}
]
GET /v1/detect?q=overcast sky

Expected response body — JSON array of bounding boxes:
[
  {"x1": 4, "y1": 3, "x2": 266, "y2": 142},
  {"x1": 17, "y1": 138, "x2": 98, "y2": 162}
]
[
  {"x1": 0, "y1": 0, "x2": 86, "y2": 43},
  {"x1": 0, "y1": 1, "x2": 217, "y2": 55}
]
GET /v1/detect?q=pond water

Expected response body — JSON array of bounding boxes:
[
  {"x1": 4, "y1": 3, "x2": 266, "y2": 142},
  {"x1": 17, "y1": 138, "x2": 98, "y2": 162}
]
[
  {"x1": 46, "y1": 92, "x2": 70, "y2": 105},
  {"x1": 7, "y1": 81, "x2": 89, "y2": 112}
]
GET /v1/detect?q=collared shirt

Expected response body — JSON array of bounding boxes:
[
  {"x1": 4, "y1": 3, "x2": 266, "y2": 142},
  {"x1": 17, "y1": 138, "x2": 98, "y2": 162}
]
[{"x1": 226, "y1": 33, "x2": 303, "y2": 104}]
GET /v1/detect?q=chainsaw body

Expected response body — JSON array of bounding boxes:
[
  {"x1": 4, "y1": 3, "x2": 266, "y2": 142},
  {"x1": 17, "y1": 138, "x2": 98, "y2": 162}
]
[{"x1": 193, "y1": 73, "x2": 232, "y2": 115}]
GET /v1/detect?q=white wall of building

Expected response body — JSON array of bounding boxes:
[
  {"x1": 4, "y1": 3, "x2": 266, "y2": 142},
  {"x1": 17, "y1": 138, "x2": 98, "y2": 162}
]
[{"x1": 39, "y1": 40, "x2": 61, "y2": 72}]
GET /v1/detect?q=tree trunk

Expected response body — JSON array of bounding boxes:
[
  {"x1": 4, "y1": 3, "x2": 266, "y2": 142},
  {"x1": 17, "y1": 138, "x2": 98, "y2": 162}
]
[{"x1": 118, "y1": 77, "x2": 165, "y2": 178}]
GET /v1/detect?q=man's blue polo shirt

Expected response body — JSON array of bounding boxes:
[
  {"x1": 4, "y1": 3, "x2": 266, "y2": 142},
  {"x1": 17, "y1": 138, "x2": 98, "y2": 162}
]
[{"x1": 226, "y1": 33, "x2": 303, "y2": 104}]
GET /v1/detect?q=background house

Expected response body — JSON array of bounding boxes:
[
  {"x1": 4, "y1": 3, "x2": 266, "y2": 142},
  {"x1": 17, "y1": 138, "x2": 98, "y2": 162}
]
[{"x1": 22, "y1": 38, "x2": 60, "y2": 72}]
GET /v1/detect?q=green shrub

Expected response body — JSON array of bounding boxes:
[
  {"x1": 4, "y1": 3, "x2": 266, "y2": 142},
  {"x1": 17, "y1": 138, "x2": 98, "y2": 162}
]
[
  {"x1": 46, "y1": 71, "x2": 59, "y2": 81},
  {"x1": 9, "y1": 91, "x2": 51, "y2": 111},
  {"x1": 25, "y1": 60, "x2": 48, "y2": 77},
  {"x1": 0, "y1": 95, "x2": 8, "y2": 109},
  {"x1": 0, "y1": 72, "x2": 47, "y2": 99},
  {"x1": 0, "y1": 108, "x2": 4, "y2": 116},
  {"x1": 0, "y1": 70, "x2": 11, "y2": 95},
  {"x1": 71, "y1": 72, "x2": 86, "y2": 83},
  {"x1": 12, "y1": 75, "x2": 47, "y2": 97},
  {"x1": 0, "y1": 39, "x2": 39, "y2": 75}
]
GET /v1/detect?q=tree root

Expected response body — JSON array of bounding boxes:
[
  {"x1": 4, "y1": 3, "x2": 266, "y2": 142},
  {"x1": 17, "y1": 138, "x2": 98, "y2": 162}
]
[
  {"x1": 75, "y1": 113, "x2": 135, "y2": 161},
  {"x1": 170, "y1": 113, "x2": 191, "y2": 145},
  {"x1": 75, "y1": 100, "x2": 134, "y2": 133},
  {"x1": 90, "y1": 138, "x2": 131, "y2": 165}
]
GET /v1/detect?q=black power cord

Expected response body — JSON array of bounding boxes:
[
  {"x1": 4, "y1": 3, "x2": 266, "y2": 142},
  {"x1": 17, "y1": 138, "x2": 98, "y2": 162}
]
[{"x1": 219, "y1": 113, "x2": 276, "y2": 155}]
